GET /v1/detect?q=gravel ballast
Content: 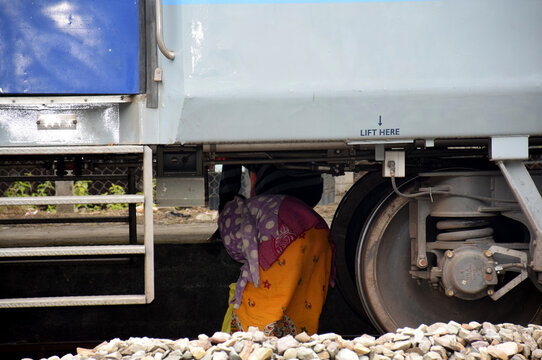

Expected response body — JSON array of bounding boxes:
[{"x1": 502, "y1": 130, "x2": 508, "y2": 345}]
[{"x1": 26, "y1": 322, "x2": 542, "y2": 360}]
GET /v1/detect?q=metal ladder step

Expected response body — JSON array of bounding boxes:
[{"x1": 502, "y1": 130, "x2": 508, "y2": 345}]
[
  {"x1": 0, "y1": 145, "x2": 154, "y2": 307},
  {"x1": 0, "y1": 295, "x2": 147, "y2": 308},
  {"x1": 0, "y1": 145, "x2": 145, "y2": 155},
  {"x1": 0, "y1": 245, "x2": 146, "y2": 257},
  {"x1": 0, "y1": 194, "x2": 144, "y2": 206}
]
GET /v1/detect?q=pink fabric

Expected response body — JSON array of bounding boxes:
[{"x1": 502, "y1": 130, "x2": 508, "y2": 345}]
[{"x1": 259, "y1": 196, "x2": 328, "y2": 270}]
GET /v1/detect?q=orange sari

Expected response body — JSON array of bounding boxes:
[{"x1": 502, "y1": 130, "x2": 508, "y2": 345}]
[
  {"x1": 230, "y1": 227, "x2": 332, "y2": 336},
  {"x1": 219, "y1": 195, "x2": 334, "y2": 336}
]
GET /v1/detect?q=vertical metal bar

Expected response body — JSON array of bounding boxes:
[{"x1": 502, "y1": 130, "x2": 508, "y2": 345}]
[
  {"x1": 138, "y1": 0, "x2": 147, "y2": 94},
  {"x1": 496, "y1": 160, "x2": 542, "y2": 271},
  {"x1": 143, "y1": 146, "x2": 155, "y2": 302},
  {"x1": 155, "y1": 0, "x2": 175, "y2": 60},
  {"x1": 145, "y1": 0, "x2": 159, "y2": 108},
  {"x1": 128, "y1": 167, "x2": 137, "y2": 245},
  {"x1": 415, "y1": 199, "x2": 431, "y2": 268}
]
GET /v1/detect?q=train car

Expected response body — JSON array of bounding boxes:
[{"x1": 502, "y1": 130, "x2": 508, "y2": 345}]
[{"x1": 1, "y1": 0, "x2": 542, "y2": 334}]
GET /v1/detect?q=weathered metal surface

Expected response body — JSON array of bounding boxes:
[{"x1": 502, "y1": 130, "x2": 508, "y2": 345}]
[
  {"x1": 156, "y1": 177, "x2": 206, "y2": 207},
  {"x1": 0, "y1": 103, "x2": 120, "y2": 146}
]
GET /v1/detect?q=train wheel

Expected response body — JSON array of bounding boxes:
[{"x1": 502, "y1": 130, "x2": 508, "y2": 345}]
[
  {"x1": 356, "y1": 186, "x2": 542, "y2": 333},
  {"x1": 330, "y1": 172, "x2": 398, "y2": 330}
]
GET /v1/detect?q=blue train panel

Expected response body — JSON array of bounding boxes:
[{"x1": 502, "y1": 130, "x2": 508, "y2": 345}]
[{"x1": 0, "y1": 0, "x2": 139, "y2": 95}]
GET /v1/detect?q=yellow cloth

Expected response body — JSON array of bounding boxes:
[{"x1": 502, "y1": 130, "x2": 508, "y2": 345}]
[
  {"x1": 229, "y1": 227, "x2": 332, "y2": 336},
  {"x1": 221, "y1": 283, "x2": 237, "y2": 333}
]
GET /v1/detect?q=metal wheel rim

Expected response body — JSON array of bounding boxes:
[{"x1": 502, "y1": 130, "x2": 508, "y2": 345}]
[{"x1": 355, "y1": 188, "x2": 542, "y2": 332}]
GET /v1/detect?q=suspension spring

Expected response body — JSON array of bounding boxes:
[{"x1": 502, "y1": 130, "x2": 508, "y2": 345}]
[{"x1": 436, "y1": 219, "x2": 494, "y2": 241}]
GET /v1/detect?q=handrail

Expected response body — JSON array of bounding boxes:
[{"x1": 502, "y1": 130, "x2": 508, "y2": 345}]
[{"x1": 156, "y1": 0, "x2": 175, "y2": 60}]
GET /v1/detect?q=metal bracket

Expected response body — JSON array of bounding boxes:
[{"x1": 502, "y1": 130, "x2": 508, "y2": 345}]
[
  {"x1": 383, "y1": 151, "x2": 405, "y2": 178},
  {"x1": 410, "y1": 199, "x2": 431, "y2": 268},
  {"x1": 487, "y1": 245, "x2": 528, "y2": 301},
  {"x1": 496, "y1": 160, "x2": 542, "y2": 271}
]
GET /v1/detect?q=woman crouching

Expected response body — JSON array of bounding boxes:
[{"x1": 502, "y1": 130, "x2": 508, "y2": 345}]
[{"x1": 219, "y1": 194, "x2": 334, "y2": 336}]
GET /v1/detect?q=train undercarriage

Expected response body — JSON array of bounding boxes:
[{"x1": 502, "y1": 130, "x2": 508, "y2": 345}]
[
  {"x1": 202, "y1": 137, "x2": 542, "y2": 331},
  {"x1": 1, "y1": 137, "x2": 542, "y2": 333}
]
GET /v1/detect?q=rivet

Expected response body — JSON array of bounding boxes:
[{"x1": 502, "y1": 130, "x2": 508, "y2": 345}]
[{"x1": 418, "y1": 258, "x2": 428, "y2": 268}]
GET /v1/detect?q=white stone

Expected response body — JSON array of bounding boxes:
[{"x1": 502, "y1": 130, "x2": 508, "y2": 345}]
[
  {"x1": 392, "y1": 340, "x2": 412, "y2": 352},
  {"x1": 353, "y1": 334, "x2": 376, "y2": 347},
  {"x1": 283, "y1": 348, "x2": 298, "y2": 360},
  {"x1": 434, "y1": 335, "x2": 463, "y2": 351},
  {"x1": 326, "y1": 342, "x2": 339, "y2": 358},
  {"x1": 295, "y1": 332, "x2": 312, "y2": 343},
  {"x1": 483, "y1": 330, "x2": 501, "y2": 343},
  {"x1": 297, "y1": 347, "x2": 318, "y2": 360},
  {"x1": 406, "y1": 354, "x2": 424, "y2": 360},
  {"x1": 318, "y1": 350, "x2": 330, "y2": 360},
  {"x1": 335, "y1": 348, "x2": 358, "y2": 360},
  {"x1": 429, "y1": 345, "x2": 446, "y2": 359},
  {"x1": 446, "y1": 321, "x2": 461, "y2": 335},
  {"x1": 453, "y1": 352, "x2": 466, "y2": 360},
  {"x1": 248, "y1": 347, "x2": 273, "y2": 360},
  {"x1": 212, "y1": 352, "x2": 228, "y2": 360},
  {"x1": 422, "y1": 351, "x2": 442, "y2": 360},
  {"x1": 488, "y1": 342, "x2": 519, "y2": 357},
  {"x1": 373, "y1": 355, "x2": 391, "y2": 360},
  {"x1": 230, "y1": 341, "x2": 243, "y2": 354},
  {"x1": 412, "y1": 330, "x2": 425, "y2": 345},
  {"x1": 532, "y1": 349, "x2": 542, "y2": 358},
  {"x1": 399, "y1": 327, "x2": 417, "y2": 336},
  {"x1": 377, "y1": 333, "x2": 396, "y2": 345},
  {"x1": 319, "y1": 333, "x2": 337, "y2": 341},
  {"x1": 210, "y1": 332, "x2": 231, "y2": 344},
  {"x1": 105, "y1": 351, "x2": 122, "y2": 360},
  {"x1": 353, "y1": 343, "x2": 371, "y2": 355},
  {"x1": 253, "y1": 331, "x2": 266, "y2": 343},
  {"x1": 313, "y1": 344, "x2": 325, "y2": 353},
  {"x1": 174, "y1": 338, "x2": 190, "y2": 353},
  {"x1": 164, "y1": 351, "x2": 182, "y2": 360},
  {"x1": 419, "y1": 338, "x2": 432, "y2": 353},
  {"x1": 394, "y1": 334, "x2": 411, "y2": 342},
  {"x1": 188, "y1": 345, "x2": 206, "y2": 360},
  {"x1": 276, "y1": 335, "x2": 299, "y2": 355}
]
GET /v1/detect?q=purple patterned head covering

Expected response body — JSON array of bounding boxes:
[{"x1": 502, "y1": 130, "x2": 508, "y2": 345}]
[{"x1": 218, "y1": 195, "x2": 285, "y2": 308}]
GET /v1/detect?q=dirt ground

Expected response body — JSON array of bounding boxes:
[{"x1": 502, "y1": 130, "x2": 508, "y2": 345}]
[{"x1": 0, "y1": 202, "x2": 340, "y2": 227}]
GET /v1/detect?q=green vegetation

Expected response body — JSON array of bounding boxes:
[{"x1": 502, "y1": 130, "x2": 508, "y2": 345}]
[
  {"x1": 4, "y1": 175, "x2": 56, "y2": 212},
  {"x1": 3, "y1": 178, "x2": 142, "y2": 213},
  {"x1": 73, "y1": 180, "x2": 101, "y2": 211},
  {"x1": 104, "y1": 183, "x2": 129, "y2": 210}
]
